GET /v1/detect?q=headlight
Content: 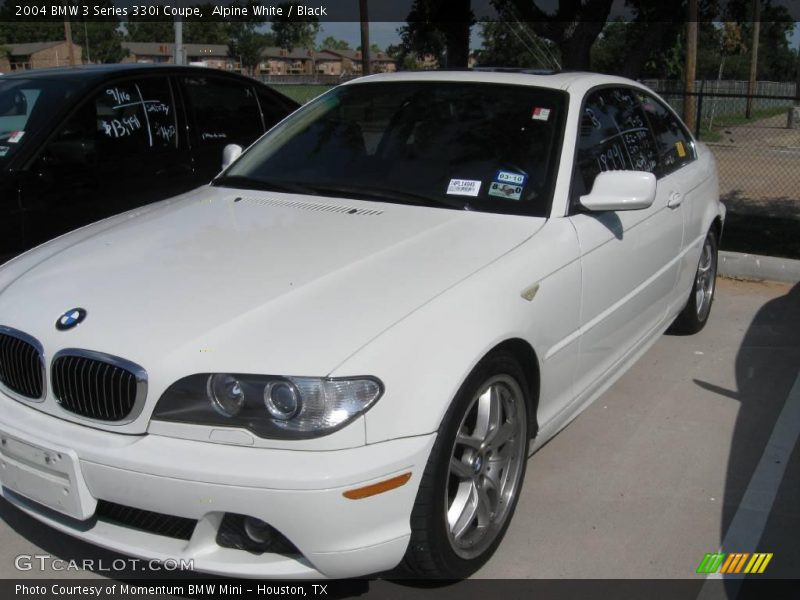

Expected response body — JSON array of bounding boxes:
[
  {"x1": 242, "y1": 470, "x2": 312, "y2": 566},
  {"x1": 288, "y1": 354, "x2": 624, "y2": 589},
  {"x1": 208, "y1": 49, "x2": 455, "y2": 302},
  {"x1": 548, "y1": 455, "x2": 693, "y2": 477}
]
[{"x1": 152, "y1": 374, "x2": 383, "y2": 439}]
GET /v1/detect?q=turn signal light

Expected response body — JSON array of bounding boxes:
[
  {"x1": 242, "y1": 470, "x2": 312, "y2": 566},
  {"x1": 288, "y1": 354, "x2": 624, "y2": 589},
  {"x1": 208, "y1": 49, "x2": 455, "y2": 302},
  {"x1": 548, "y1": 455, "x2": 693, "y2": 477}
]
[{"x1": 343, "y1": 472, "x2": 412, "y2": 500}]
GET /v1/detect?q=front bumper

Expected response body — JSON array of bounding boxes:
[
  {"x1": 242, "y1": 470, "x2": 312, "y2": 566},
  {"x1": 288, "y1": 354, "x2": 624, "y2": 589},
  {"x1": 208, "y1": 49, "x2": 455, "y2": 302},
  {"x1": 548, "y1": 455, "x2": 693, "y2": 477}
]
[{"x1": 0, "y1": 392, "x2": 435, "y2": 579}]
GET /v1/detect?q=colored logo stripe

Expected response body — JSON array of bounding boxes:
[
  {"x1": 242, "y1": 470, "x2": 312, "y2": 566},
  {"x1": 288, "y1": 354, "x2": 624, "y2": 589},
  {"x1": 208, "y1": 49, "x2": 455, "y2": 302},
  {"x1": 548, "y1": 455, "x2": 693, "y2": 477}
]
[
  {"x1": 744, "y1": 553, "x2": 773, "y2": 574},
  {"x1": 696, "y1": 552, "x2": 773, "y2": 574},
  {"x1": 697, "y1": 553, "x2": 725, "y2": 574}
]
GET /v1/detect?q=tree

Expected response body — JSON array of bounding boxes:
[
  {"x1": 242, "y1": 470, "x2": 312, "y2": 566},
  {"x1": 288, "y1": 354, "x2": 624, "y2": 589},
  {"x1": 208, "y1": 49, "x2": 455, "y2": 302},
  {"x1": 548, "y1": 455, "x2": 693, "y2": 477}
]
[
  {"x1": 73, "y1": 19, "x2": 127, "y2": 63},
  {"x1": 184, "y1": 19, "x2": 230, "y2": 45},
  {"x1": 707, "y1": 0, "x2": 796, "y2": 82},
  {"x1": 397, "y1": 0, "x2": 473, "y2": 69},
  {"x1": 228, "y1": 22, "x2": 273, "y2": 75},
  {"x1": 67, "y1": 0, "x2": 126, "y2": 64},
  {"x1": 0, "y1": 0, "x2": 63, "y2": 44},
  {"x1": 477, "y1": 20, "x2": 557, "y2": 68},
  {"x1": 320, "y1": 36, "x2": 349, "y2": 51},
  {"x1": 492, "y1": 0, "x2": 614, "y2": 70},
  {"x1": 356, "y1": 43, "x2": 383, "y2": 54},
  {"x1": 125, "y1": 20, "x2": 174, "y2": 43},
  {"x1": 272, "y1": 3, "x2": 321, "y2": 51}
]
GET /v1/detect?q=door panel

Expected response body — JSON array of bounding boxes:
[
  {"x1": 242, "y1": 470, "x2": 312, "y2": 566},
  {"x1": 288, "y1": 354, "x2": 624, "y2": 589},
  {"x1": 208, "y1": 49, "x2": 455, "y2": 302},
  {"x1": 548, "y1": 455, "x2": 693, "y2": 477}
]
[{"x1": 571, "y1": 87, "x2": 683, "y2": 400}]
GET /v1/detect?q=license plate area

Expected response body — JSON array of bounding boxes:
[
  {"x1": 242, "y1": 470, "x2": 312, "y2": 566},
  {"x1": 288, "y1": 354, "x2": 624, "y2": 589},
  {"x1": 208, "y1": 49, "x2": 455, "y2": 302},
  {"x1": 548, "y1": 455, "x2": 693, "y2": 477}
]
[{"x1": 0, "y1": 431, "x2": 96, "y2": 520}]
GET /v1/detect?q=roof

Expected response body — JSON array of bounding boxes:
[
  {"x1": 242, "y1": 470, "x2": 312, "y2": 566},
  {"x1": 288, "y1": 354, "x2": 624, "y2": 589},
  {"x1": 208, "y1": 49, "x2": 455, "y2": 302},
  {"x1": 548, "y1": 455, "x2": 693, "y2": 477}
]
[
  {"x1": 343, "y1": 70, "x2": 646, "y2": 96},
  {"x1": 7, "y1": 41, "x2": 70, "y2": 55},
  {"x1": 261, "y1": 47, "x2": 315, "y2": 60},
  {"x1": 122, "y1": 42, "x2": 230, "y2": 58},
  {"x1": 317, "y1": 48, "x2": 395, "y2": 63},
  {"x1": 0, "y1": 63, "x2": 259, "y2": 83}
]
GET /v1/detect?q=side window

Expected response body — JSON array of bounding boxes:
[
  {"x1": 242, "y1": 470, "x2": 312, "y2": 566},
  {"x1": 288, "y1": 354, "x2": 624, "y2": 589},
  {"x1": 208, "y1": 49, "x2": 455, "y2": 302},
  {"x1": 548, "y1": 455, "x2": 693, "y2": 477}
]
[
  {"x1": 43, "y1": 77, "x2": 177, "y2": 166},
  {"x1": 574, "y1": 87, "x2": 658, "y2": 200},
  {"x1": 95, "y1": 78, "x2": 177, "y2": 155},
  {"x1": 256, "y1": 88, "x2": 296, "y2": 130},
  {"x1": 180, "y1": 76, "x2": 263, "y2": 147},
  {"x1": 638, "y1": 92, "x2": 695, "y2": 176}
]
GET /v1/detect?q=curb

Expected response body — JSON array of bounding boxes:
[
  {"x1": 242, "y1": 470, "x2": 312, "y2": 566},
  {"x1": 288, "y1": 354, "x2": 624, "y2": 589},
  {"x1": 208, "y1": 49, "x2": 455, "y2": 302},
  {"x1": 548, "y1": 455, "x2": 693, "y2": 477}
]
[{"x1": 719, "y1": 251, "x2": 800, "y2": 284}]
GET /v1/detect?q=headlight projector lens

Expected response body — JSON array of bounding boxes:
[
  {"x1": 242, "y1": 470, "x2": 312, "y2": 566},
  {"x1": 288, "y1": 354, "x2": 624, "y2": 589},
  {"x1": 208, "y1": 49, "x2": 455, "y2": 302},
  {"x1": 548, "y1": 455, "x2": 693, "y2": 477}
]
[
  {"x1": 264, "y1": 380, "x2": 301, "y2": 420},
  {"x1": 207, "y1": 374, "x2": 245, "y2": 417}
]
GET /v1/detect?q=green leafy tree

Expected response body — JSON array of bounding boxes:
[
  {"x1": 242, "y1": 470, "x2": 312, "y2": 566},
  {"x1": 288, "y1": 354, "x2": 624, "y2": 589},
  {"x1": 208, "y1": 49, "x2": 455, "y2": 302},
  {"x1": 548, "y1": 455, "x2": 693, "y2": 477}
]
[
  {"x1": 272, "y1": 3, "x2": 320, "y2": 51},
  {"x1": 185, "y1": 18, "x2": 230, "y2": 45},
  {"x1": 477, "y1": 20, "x2": 556, "y2": 68},
  {"x1": 356, "y1": 43, "x2": 383, "y2": 54},
  {"x1": 492, "y1": 0, "x2": 613, "y2": 70},
  {"x1": 228, "y1": 22, "x2": 273, "y2": 75},
  {"x1": 73, "y1": 19, "x2": 127, "y2": 63},
  {"x1": 69, "y1": 0, "x2": 126, "y2": 64},
  {"x1": 397, "y1": 0, "x2": 473, "y2": 69},
  {"x1": 320, "y1": 36, "x2": 349, "y2": 51},
  {"x1": 125, "y1": 20, "x2": 173, "y2": 43},
  {"x1": 0, "y1": 0, "x2": 63, "y2": 44}
]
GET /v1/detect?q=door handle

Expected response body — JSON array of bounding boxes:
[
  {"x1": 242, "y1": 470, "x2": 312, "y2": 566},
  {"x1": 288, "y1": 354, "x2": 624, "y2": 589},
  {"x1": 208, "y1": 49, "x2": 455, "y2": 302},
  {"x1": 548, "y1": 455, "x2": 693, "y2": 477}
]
[{"x1": 668, "y1": 191, "x2": 683, "y2": 208}]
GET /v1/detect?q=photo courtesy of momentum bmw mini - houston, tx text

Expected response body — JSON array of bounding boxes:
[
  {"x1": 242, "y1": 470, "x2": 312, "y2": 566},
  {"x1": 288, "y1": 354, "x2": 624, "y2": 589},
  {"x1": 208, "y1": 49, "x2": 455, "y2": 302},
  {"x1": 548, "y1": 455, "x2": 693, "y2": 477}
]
[{"x1": 0, "y1": 70, "x2": 724, "y2": 579}]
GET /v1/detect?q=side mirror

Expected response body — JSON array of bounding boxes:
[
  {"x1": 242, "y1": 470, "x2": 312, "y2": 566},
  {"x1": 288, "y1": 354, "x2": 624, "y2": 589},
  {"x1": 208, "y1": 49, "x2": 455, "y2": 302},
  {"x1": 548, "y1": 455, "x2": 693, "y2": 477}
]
[
  {"x1": 580, "y1": 170, "x2": 656, "y2": 212},
  {"x1": 221, "y1": 144, "x2": 243, "y2": 171}
]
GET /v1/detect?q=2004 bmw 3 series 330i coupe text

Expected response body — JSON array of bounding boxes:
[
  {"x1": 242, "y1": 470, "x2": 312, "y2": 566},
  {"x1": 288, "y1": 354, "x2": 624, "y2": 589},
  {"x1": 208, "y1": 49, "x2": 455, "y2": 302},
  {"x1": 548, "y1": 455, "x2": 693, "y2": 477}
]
[{"x1": 0, "y1": 71, "x2": 724, "y2": 579}]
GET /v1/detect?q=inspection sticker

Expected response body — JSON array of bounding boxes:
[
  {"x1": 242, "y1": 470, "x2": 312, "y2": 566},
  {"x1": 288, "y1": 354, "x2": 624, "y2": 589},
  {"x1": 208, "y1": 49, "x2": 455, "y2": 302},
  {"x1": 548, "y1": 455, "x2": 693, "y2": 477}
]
[
  {"x1": 495, "y1": 170, "x2": 527, "y2": 186},
  {"x1": 447, "y1": 179, "x2": 481, "y2": 197},
  {"x1": 531, "y1": 107, "x2": 551, "y2": 121},
  {"x1": 8, "y1": 131, "x2": 25, "y2": 143},
  {"x1": 488, "y1": 181, "x2": 523, "y2": 200},
  {"x1": 675, "y1": 140, "x2": 686, "y2": 158},
  {"x1": 0, "y1": 146, "x2": 8, "y2": 157}
]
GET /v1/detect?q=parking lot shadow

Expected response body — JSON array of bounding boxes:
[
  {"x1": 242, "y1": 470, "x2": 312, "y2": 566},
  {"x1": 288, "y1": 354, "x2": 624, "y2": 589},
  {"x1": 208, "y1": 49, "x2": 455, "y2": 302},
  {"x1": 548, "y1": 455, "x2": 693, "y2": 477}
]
[{"x1": 694, "y1": 282, "x2": 800, "y2": 596}]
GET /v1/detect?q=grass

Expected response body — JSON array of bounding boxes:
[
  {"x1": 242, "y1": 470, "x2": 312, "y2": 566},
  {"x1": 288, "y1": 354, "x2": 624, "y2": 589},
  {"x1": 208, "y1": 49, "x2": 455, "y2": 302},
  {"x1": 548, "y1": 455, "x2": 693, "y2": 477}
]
[
  {"x1": 268, "y1": 84, "x2": 333, "y2": 104},
  {"x1": 698, "y1": 105, "x2": 791, "y2": 142}
]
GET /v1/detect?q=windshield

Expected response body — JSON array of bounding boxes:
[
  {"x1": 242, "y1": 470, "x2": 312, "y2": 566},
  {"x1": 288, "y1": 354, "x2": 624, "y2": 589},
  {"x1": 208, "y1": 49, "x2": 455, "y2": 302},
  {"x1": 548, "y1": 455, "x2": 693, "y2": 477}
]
[
  {"x1": 0, "y1": 78, "x2": 81, "y2": 165},
  {"x1": 220, "y1": 81, "x2": 566, "y2": 216}
]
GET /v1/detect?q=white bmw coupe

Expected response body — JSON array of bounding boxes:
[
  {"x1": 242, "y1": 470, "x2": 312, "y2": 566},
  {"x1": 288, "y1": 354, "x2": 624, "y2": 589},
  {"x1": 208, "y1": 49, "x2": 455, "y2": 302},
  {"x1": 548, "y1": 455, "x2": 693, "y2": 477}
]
[{"x1": 0, "y1": 71, "x2": 723, "y2": 579}]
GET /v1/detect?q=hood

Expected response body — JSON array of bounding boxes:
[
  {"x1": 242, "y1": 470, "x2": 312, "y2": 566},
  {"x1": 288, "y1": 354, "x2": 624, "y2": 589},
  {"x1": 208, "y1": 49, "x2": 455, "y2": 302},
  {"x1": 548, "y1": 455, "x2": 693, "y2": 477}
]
[{"x1": 0, "y1": 186, "x2": 545, "y2": 433}]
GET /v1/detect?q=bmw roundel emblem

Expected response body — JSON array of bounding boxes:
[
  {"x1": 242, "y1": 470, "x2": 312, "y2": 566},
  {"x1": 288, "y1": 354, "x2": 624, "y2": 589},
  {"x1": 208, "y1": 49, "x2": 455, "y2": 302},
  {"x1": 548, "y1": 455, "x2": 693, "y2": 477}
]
[{"x1": 56, "y1": 308, "x2": 87, "y2": 331}]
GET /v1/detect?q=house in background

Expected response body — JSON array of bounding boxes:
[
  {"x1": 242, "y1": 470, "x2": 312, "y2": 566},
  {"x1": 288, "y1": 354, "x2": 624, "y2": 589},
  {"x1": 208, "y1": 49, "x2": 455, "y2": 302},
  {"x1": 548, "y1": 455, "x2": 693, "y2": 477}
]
[
  {"x1": 0, "y1": 41, "x2": 83, "y2": 72},
  {"x1": 1, "y1": 40, "x2": 396, "y2": 77},
  {"x1": 314, "y1": 49, "x2": 396, "y2": 75},
  {"x1": 121, "y1": 42, "x2": 237, "y2": 70},
  {"x1": 259, "y1": 47, "x2": 316, "y2": 75}
]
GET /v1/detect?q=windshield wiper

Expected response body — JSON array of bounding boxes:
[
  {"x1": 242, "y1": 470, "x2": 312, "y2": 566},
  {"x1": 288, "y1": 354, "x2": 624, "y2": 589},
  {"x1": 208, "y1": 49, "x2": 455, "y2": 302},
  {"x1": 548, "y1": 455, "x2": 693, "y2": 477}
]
[
  {"x1": 304, "y1": 183, "x2": 468, "y2": 210},
  {"x1": 213, "y1": 175, "x2": 318, "y2": 196}
]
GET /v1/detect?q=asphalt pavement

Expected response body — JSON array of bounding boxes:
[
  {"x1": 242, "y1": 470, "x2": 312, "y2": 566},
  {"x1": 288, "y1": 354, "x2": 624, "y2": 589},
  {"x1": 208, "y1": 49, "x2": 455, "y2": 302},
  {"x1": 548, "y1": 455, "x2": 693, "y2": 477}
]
[{"x1": 0, "y1": 277, "x2": 797, "y2": 594}]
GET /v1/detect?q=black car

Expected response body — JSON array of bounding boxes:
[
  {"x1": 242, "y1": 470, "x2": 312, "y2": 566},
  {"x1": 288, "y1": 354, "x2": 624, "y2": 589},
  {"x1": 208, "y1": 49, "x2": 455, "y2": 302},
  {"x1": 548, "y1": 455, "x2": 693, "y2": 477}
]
[{"x1": 0, "y1": 64, "x2": 299, "y2": 260}]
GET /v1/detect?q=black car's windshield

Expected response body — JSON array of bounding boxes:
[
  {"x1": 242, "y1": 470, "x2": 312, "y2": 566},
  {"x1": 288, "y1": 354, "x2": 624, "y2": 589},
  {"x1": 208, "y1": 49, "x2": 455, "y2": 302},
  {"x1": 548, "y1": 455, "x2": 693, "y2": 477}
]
[
  {"x1": 219, "y1": 81, "x2": 566, "y2": 216},
  {"x1": 0, "y1": 78, "x2": 82, "y2": 165}
]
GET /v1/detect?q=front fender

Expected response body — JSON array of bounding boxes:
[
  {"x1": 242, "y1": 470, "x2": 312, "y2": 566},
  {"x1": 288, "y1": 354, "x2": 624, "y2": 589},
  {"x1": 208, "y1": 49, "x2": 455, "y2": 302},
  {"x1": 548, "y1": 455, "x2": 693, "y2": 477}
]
[{"x1": 331, "y1": 218, "x2": 583, "y2": 444}]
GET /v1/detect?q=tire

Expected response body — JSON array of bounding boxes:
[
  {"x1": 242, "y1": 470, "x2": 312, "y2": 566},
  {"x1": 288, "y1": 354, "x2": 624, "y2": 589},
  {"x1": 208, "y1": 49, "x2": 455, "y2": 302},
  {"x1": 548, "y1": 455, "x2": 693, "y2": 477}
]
[
  {"x1": 669, "y1": 230, "x2": 718, "y2": 335},
  {"x1": 400, "y1": 352, "x2": 531, "y2": 578}
]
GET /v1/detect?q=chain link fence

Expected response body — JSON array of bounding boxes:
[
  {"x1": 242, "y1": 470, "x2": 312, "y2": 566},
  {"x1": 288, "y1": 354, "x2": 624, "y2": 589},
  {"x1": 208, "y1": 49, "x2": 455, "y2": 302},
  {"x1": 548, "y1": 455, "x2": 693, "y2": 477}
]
[{"x1": 648, "y1": 80, "x2": 800, "y2": 259}]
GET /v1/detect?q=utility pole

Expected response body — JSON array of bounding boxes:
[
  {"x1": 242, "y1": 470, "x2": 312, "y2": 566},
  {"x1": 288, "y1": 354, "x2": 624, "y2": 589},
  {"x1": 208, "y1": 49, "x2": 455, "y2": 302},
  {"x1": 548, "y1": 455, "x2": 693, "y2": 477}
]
[
  {"x1": 359, "y1": 0, "x2": 370, "y2": 76},
  {"x1": 746, "y1": 0, "x2": 760, "y2": 118},
  {"x1": 63, "y1": 13, "x2": 75, "y2": 66},
  {"x1": 174, "y1": 18, "x2": 184, "y2": 65},
  {"x1": 683, "y1": 0, "x2": 697, "y2": 131}
]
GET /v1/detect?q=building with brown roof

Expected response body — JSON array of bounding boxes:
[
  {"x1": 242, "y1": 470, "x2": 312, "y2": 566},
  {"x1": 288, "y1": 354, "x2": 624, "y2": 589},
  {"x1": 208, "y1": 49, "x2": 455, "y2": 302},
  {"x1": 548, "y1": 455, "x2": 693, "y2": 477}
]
[
  {"x1": 0, "y1": 41, "x2": 83, "y2": 72},
  {"x1": 121, "y1": 42, "x2": 237, "y2": 70}
]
